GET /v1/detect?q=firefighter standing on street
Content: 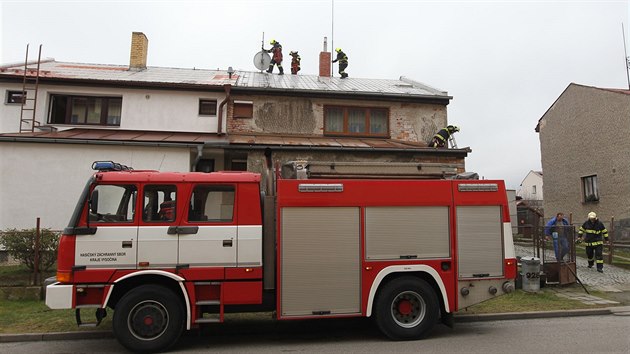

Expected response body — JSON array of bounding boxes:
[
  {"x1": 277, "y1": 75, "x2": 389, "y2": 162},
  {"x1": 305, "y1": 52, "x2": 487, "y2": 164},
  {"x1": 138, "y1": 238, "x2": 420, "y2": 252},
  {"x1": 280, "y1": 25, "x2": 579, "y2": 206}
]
[
  {"x1": 577, "y1": 212, "x2": 609, "y2": 273},
  {"x1": 428, "y1": 125, "x2": 459, "y2": 148},
  {"x1": 265, "y1": 39, "x2": 284, "y2": 75},
  {"x1": 289, "y1": 51, "x2": 301, "y2": 75},
  {"x1": 332, "y1": 48, "x2": 348, "y2": 78}
]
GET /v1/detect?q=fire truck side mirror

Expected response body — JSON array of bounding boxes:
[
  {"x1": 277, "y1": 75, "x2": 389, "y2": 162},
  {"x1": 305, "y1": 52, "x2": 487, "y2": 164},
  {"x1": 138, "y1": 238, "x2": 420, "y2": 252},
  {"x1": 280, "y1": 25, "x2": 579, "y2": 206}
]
[{"x1": 89, "y1": 189, "x2": 99, "y2": 215}]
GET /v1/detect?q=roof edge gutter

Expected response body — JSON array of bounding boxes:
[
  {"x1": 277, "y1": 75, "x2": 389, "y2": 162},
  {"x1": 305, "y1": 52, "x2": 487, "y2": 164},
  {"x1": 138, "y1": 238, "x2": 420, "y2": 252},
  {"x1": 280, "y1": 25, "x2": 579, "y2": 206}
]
[
  {"x1": 0, "y1": 136, "x2": 220, "y2": 148},
  {"x1": 223, "y1": 143, "x2": 471, "y2": 156}
]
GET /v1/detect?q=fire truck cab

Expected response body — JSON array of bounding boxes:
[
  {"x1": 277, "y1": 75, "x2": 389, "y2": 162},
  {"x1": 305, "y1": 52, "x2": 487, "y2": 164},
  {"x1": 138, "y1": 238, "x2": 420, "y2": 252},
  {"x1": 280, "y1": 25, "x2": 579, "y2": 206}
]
[{"x1": 46, "y1": 161, "x2": 516, "y2": 352}]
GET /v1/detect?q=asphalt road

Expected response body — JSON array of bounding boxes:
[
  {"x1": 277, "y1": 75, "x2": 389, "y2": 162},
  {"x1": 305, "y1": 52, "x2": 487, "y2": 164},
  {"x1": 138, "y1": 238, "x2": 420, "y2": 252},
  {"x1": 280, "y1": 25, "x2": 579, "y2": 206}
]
[{"x1": 1, "y1": 314, "x2": 628, "y2": 353}]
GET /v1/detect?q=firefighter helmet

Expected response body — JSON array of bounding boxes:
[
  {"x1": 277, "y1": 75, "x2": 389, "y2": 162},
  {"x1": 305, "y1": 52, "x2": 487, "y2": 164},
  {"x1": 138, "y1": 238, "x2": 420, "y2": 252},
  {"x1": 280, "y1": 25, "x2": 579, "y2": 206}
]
[
  {"x1": 335, "y1": 48, "x2": 342, "y2": 52},
  {"x1": 289, "y1": 51, "x2": 298, "y2": 55},
  {"x1": 447, "y1": 125, "x2": 460, "y2": 133},
  {"x1": 270, "y1": 39, "x2": 276, "y2": 45},
  {"x1": 588, "y1": 212, "x2": 597, "y2": 219}
]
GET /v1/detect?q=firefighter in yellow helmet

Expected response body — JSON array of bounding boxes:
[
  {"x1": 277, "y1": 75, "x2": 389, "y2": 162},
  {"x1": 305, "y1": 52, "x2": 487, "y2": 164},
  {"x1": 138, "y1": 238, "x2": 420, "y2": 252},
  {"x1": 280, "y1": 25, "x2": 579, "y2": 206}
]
[
  {"x1": 265, "y1": 39, "x2": 284, "y2": 75},
  {"x1": 428, "y1": 125, "x2": 459, "y2": 148},
  {"x1": 577, "y1": 212, "x2": 609, "y2": 273},
  {"x1": 332, "y1": 48, "x2": 348, "y2": 78}
]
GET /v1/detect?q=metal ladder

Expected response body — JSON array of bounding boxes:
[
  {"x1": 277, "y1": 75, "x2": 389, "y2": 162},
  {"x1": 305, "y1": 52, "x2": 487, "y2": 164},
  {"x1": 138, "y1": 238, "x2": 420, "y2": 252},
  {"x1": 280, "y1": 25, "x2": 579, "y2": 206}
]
[
  {"x1": 19, "y1": 44, "x2": 42, "y2": 133},
  {"x1": 448, "y1": 133, "x2": 458, "y2": 149},
  {"x1": 193, "y1": 281, "x2": 224, "y2": 324}
]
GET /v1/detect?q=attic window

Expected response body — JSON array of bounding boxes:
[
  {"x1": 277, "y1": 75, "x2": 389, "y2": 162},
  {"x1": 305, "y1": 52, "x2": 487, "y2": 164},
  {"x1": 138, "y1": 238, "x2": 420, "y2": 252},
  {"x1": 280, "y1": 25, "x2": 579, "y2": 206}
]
[
  {"x1": 324, "y1": 105, "x2": 389, "y2": 137},
  {"x1": 199, "y1": 99, "x2": 217, "y2": 116},
  {"x1": 233, "y1": 100, "x2": 253, "y2": 119},
  {"x1": 5, "y1": 90, "x2": 26, "y2": 104}
]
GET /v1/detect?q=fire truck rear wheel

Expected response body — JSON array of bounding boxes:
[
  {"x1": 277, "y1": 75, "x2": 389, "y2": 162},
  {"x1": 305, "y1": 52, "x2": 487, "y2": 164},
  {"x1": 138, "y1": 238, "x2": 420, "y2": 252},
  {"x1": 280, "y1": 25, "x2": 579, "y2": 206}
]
[
  {"x1": 113, "y1": 285, "x2": 185, "y2": 353},
  {"x1": 374, "y1": 276, "x2": 438, "y2": 340}
]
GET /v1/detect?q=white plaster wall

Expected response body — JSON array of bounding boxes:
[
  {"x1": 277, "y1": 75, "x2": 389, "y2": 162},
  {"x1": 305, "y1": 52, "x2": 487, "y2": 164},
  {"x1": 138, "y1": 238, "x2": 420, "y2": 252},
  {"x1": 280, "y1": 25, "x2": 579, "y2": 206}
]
[
  {"x1": 0, "y1": 83, "x2": 227, "y2": 133},
  {"x1": 0, "y1": 142, "x2": 191, "y2": 230},
  {"x1": 1, "y1": 83, "x2": 26, "y2": 133},
  {"x1": 518, "y1": 171, "x2": 543, "y2": 200}
]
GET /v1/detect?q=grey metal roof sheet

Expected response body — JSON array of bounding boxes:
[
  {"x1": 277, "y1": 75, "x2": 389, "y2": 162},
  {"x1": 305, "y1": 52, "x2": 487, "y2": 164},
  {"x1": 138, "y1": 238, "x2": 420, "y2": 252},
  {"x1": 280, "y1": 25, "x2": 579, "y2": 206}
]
[{"x1": 0, "y1": 60, "x2": 450, "y2": 99}]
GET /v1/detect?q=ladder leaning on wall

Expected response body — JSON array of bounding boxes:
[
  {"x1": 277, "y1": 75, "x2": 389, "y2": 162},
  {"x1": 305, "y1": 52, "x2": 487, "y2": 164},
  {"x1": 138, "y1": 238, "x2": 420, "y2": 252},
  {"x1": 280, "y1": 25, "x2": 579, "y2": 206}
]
[{"x1": 19, "y1": 44, "x2": 42, "y2": 133}]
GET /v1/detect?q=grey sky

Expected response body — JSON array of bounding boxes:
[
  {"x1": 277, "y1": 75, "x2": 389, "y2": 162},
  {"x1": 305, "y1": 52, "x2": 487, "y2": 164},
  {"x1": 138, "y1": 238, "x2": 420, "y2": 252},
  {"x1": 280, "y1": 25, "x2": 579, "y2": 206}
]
[{"x1": 1, "y1": 0, "x2": 628, "y2": 189}]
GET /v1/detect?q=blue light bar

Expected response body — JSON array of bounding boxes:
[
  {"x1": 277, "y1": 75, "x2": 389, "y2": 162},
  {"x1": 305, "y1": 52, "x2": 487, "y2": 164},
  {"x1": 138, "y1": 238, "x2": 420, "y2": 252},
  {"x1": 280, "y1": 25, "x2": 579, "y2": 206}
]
[{"x1": 91, "y1": 161, "x2": 132, "y2": 171}]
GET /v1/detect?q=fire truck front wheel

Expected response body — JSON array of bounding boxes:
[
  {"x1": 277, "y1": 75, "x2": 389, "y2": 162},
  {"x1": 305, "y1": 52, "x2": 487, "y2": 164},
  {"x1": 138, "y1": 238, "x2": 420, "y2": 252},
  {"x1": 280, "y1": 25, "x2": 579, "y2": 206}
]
[
  {"x1": 112, "y1": 285, "x2": 185, "y2": 353},
  {"x1": 374, "y1": 276, "x2": 439, "y2": 340}
]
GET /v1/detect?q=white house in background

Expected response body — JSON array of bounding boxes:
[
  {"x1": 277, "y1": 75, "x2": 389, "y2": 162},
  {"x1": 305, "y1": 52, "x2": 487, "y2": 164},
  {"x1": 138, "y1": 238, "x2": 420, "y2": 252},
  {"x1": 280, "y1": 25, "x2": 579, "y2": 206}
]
[{"x1": 518, "y1": 170, "x2": 543, "y2": 201}]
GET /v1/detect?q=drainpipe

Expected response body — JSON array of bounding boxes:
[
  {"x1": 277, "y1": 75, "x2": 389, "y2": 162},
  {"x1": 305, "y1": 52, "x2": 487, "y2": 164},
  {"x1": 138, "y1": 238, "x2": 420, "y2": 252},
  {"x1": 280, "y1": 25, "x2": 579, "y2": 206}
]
[
  {"x1": 217, "y1": 84, "x2": 231, "y2": 136},
  {"x1": 192, "y1": 144, "x2": 203, "y2": 172}
]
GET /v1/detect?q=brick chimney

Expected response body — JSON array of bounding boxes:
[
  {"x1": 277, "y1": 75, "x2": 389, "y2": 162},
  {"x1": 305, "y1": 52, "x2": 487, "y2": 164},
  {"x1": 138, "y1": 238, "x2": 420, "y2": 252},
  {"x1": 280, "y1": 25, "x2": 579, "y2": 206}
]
[
  {"x1": 129, "y1": 32, "x2": 148, "y2": 70},
  {"x1": 319, "y1": 37, "x2": 331, "y2": 77}
]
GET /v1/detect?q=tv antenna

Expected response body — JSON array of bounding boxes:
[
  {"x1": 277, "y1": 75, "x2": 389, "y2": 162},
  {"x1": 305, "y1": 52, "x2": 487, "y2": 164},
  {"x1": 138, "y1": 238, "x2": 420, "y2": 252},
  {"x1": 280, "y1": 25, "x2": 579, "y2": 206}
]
[{"x1": 253, "y1": 32, "x2": 271, "y2": 72}]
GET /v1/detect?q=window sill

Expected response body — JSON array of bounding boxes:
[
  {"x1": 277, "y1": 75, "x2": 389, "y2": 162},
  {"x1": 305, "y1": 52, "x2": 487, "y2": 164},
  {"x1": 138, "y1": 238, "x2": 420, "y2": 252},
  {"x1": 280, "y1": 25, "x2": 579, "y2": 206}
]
[{"x1": 582, "y1": 200, "x2": 600, "y2": 205}]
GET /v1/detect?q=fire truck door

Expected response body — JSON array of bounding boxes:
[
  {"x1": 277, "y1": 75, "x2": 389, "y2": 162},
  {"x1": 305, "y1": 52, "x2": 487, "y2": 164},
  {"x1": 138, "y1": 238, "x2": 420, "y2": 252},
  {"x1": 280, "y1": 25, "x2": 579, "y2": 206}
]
[
  {"x1": 136, "y1": 184, "x2": 179, "y2": 268},
  {"x1": 74, "y1": 184, "x2": 138, "y2": 269},
  {"x1": 178, "y1": 184, "x2": 237, "y2": 267}
]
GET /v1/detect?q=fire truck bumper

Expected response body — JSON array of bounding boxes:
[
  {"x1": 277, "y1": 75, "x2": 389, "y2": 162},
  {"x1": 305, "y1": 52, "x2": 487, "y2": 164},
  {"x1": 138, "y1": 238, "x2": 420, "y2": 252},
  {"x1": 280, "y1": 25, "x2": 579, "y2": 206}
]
[{"x1": 46, "y1": 283, "x2": 74, "y2": 309}]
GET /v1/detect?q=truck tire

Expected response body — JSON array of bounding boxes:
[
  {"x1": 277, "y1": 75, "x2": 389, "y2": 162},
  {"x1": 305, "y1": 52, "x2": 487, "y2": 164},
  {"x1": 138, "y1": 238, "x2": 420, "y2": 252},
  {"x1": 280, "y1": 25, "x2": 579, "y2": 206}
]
[
  {"x1": 374, "y1": 276, "x2": 439, "y2": 340},
  {"x1": 112, "y1": 284, "x2": 185, "y2": 353}
]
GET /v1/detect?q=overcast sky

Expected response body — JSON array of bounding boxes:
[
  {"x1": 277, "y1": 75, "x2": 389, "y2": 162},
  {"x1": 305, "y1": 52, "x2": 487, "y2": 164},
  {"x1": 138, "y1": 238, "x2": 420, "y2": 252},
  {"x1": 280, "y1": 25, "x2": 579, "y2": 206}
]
[{"x1": 1, "y1": 0, "x2": 628, "y2": 189}]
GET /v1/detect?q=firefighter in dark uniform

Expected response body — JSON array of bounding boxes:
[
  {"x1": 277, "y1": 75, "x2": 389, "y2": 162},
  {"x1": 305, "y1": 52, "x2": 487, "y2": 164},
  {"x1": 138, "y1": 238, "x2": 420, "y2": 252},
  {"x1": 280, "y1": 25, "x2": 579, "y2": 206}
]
[
  {"x1": 332, "y1": 48, "x2": 348, "y2": 78},
  {"x1": 265, "y1": 39, "x2": 284, "y2": 75},
  {"x1": 289, "y1": 51, "x2": 301, "y2": 75},
  {"x1": 577, "y1": 212, "x2": 609, "y2": 273},
  {"x1": 428, "y1": 125, "x2": 459, "y2": 148}
]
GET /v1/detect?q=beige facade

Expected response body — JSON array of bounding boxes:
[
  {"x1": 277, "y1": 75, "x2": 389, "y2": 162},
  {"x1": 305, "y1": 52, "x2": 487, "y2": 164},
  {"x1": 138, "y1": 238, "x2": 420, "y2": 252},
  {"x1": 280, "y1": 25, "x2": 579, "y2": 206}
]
[
  {"x1": 537, "y1": 83, "x2": 630, "y2": 239},
  {"x1": 227, "y1": 94, "x2": 446, "y2": 143}
]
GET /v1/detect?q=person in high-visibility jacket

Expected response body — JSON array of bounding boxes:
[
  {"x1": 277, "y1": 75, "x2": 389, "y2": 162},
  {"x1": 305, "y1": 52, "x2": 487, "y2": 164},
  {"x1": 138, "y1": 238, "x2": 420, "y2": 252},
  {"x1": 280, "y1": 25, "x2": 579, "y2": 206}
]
[
  {"x1": 577, "y1": 212, "x2": 609, "y2": 273},
  {"x1": 332, "y1": 48, "x2": 348, "y2": 78},
  {"x1": 428, "y1": 125, "x2": 459, "y2": 148},
  {"x1": 265, "y1": 39, "x2": 284, "y2": 75},
  {"x1": 289, "y1": 51, "x2": 301, "y2": 75}
]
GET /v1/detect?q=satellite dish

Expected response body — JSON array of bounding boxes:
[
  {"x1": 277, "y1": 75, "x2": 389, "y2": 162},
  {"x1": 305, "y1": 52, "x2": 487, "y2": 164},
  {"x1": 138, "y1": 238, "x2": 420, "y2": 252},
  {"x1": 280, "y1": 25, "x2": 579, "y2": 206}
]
[{"x1": 253, "y1": 50, "x2": 271, "y2": 71}]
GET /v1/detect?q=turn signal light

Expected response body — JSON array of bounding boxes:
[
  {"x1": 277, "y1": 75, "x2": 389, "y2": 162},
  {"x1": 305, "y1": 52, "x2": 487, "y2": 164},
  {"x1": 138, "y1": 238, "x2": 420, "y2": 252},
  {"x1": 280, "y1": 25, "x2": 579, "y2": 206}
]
[{"x1": 56, "y1": 271, "x2": 72, "y2": 283}]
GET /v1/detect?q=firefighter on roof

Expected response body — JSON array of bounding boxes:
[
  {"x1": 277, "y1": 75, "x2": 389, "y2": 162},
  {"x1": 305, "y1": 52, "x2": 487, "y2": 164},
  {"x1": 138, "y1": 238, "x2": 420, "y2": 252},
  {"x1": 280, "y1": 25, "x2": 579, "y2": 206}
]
[
  {"x1": 428, "y1": 125, "x2": 459, "y2": 148},
  {"x1": 265, "y1": 39, "x2": 284, "y2": 75},
  {"x1": 332, "y1": 48, "x2": 348, "y2": 78},
  {"x1": 577, "y1": 212, "x2": 609, "y2": 273},
  {"x1": 289, "y1": 51, "x2": 301, "y2": 75}
]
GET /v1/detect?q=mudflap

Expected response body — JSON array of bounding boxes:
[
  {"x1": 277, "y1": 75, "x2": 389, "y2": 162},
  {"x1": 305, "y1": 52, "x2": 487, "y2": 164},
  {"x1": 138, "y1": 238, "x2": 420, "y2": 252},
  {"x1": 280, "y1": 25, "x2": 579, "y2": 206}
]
[
  {"x1": 75, "y1": 308, "x2": 107, "y2": 327},
  {"x1": 441, "y1": 312, "x2": 454, "y2": 328}
]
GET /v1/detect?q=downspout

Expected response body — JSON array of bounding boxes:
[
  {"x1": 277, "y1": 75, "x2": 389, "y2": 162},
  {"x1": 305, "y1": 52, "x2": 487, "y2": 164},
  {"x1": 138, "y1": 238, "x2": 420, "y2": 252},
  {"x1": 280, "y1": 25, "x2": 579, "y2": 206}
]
[{"x1": 217, "y1": 84, "x2": 231, "y2": 136}]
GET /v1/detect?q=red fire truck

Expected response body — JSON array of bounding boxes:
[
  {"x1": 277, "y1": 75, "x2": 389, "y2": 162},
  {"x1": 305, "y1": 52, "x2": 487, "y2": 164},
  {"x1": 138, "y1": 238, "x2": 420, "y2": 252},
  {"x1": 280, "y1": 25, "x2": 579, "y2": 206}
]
[{"x1": 46, "y1": 161, "x2": 516, "y2": 352}]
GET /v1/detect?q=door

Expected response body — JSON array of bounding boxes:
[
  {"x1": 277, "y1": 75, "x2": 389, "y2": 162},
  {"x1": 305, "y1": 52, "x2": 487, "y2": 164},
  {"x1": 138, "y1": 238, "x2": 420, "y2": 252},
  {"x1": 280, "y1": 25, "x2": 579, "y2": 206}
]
[
  {"x1": 136, "y1": 184, "x2": 179, "y2": 268},
  {"x1": 74, "y1": 184, "x2": 138, "y2": 269},
  {"x1": 179, "y1": 184, "x2": 237, "y2": 267}
]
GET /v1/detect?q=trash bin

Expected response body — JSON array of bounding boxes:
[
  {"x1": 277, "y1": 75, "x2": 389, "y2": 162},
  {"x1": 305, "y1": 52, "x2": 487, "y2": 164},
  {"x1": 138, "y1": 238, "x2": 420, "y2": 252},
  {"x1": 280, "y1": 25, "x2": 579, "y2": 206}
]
[{"x1": 521, "y1": 256, "x2": 541, "y2": 293}]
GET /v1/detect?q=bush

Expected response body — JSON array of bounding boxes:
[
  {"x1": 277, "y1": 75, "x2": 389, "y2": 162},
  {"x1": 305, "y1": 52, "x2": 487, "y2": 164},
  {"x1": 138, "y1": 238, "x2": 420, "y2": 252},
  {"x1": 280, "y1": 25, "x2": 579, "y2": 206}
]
[{"x1": 0, "y1": 228, "x2": 59, "y2": 271}]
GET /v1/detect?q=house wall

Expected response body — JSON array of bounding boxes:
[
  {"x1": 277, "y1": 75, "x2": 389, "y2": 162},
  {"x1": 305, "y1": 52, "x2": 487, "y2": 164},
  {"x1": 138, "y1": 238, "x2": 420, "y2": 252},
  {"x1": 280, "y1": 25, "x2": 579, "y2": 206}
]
[
  {"x1": 226, "y1": 94, "x2": 447, "y2": 143},
  {"x1": 1, "y1": 83, "x2": 226, "y2": 134},
  {"x1": 517, "y1": 171, "x2": 543, "y2": 201},
  {"x1": 538, "y1": 84, "x2": 630, "y2": 239},
  {"x1": 0, "y1": 142, "x2": 191, "y2": 230}
]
